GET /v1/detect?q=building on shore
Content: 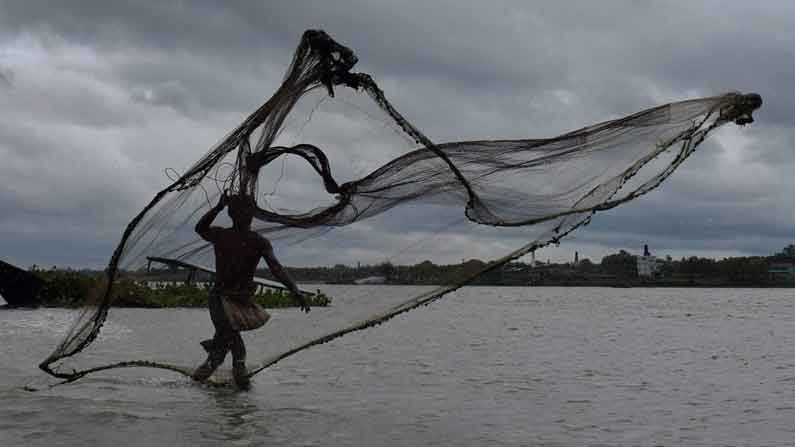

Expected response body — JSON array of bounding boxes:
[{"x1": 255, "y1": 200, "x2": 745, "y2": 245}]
[
  {"x1": 768, "y1": 244, "x2": 795, "y2": 280},
  {"x1": 778, "y1": 244, "x2": 795, "y2": 258},
  {"x1": 636, "y1": 244, "x2": 663, "y2": 278},
  {"x1": 768, "y1": 262, "x2": 795, "y2": 280}
]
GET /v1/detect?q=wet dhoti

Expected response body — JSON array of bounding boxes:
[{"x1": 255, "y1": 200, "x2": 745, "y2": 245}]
[{"x1": 210, "y1": 284, "x2": 270, "y2": 333}]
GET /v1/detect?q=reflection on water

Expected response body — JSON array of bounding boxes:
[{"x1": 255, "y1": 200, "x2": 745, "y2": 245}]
[
  {"x1": 201, "y1": 390, "x2": 262, "y2": 443},
  {"x1": 3, "y1": 286, "x2": 795, "y2": 446}
]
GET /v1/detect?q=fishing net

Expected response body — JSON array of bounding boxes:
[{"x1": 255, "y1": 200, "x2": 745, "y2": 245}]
[{"x1": 37, "y1": 30, "x2": 761, "y2": 386}]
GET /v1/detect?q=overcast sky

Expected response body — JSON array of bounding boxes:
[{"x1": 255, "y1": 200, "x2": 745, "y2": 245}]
[{"x1": 0, "y1": 1, "x2": 792, "y2": 269}]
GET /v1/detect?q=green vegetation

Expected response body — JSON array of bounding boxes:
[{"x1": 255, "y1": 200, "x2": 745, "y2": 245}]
[
  {"x1": 114, "y1": 282, "x2": 331, "y2": 308},
  {"x1": 35, "y1": 268, "x2": 100, "y2": 307},
  {"x1": 32, "y1": 269, "x2": 330, "y2": 308},
  {"x1": 277, "y1": 259, "x2": 500, "y2": 285},
  {"x1": 276, "y1": 246, "x2": 795, "y2": 287},
  {"x1": 24, "y1": 243, "x2": 795, "y2": 298},
  {"x1": 528, "y1": 253, "x2": 789, "y2": 287}
]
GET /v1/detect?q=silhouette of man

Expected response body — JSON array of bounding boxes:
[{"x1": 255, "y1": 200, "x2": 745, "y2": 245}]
[{"x1": 192, "y1": 192, "x2": 307, "y2": 389}]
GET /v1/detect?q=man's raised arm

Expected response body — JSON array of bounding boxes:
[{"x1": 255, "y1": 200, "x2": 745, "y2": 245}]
[
  {"x1": 260, "y1": 237, "x2": 309, "y2": 312},
  {"x1": 195, "y1": 193, "x2": 226, "y2": 242}
]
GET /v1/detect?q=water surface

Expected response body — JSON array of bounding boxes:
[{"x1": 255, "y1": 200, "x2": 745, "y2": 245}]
[{"x1": 3, "y1": 286, "x2": 795, "y2": 446}]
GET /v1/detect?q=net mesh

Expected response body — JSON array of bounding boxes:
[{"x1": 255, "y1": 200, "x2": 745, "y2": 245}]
[{"x1": 37, "y1": 30, "x2": 761, "y2": 386}]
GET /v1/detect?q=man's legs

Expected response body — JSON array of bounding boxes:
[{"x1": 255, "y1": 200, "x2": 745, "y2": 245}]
[
  {"x1": 194, "y1": 288, "x2": 231, "y2": 383},
  {"x1": 228, "y1": 331, "x2": 250, "y2": 389},
  {"x1": 192, "y1": 332, "x2": 229, "y2": 381},
  {"x1": 194, "y1": 288, "x2": 250, "y2": 389},
  {"x1": 193, "y1": 331, "x2": 248, "y2": 389}
]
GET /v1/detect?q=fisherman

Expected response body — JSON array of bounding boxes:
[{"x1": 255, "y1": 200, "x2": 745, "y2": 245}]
[{"x1": 192, "y1": 192, "x2": 308, "y2": 389}]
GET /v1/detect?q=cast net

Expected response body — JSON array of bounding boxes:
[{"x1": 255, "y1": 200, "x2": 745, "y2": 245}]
[{"x1": 38, "y1": 30, "x2": 761, "y2": 386}]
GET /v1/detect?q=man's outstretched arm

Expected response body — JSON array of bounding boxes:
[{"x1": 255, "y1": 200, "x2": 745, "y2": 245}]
[
  {"x1": 195, "y1": 193, "x2": 226, "y2": 242},
  {"x1": 260, "y1": 238, "x2": 309, "y2": 312}
]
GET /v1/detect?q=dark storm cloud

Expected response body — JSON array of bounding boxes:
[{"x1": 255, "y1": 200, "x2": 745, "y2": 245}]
[
  {"x1": 0, "y1": 1, "x2": 791, "y2": 268},
  {"x1": 0, "y1": 66, "x2": 11, "y2": 86}
]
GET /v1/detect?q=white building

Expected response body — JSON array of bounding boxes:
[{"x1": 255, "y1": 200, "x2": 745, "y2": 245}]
[{"x1": 636, "y1": 244, "x2": 663, "y2": 277}]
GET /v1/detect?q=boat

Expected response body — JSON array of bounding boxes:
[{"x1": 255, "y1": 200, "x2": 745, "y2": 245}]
[{"x1": 0, "y1": 259, "x2": 43, "y2": 308}]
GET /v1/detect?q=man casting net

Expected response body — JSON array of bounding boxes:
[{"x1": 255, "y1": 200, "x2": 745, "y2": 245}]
[{"x1": 38, "y1": 30, "x2": 762, "y2": 387}]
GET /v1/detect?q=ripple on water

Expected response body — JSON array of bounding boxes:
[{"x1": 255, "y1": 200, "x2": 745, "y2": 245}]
[{"x1": 5, "y1": 287, "x2": 795, "y2": 446}]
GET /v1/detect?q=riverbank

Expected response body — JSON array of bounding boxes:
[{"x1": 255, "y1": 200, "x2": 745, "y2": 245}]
[{"x1": 31, "y1": 270, "x2": 330, "y2": 309}]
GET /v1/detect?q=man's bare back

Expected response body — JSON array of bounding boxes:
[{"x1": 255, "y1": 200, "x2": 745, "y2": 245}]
[
  {"x1": 210, "y1": 228, "x2": 266, "y2": 292},
  {"x1": 195, "y1": 193, "x2": 305, "y2": 302}
]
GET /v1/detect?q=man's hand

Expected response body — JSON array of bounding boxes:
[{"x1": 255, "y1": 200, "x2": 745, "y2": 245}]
[{"x1": 196, "y1": 191, "x2": 227, "y2": 242}]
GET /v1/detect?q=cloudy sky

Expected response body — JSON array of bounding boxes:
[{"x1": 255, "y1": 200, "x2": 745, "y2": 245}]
[{"x1": 0, "y1": 1, "x2": 792, "y2": 269}]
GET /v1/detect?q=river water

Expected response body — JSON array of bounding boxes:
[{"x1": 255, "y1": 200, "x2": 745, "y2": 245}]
[{"x1": 3, "y1": 286, "x2": 795, "y2": 446}]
